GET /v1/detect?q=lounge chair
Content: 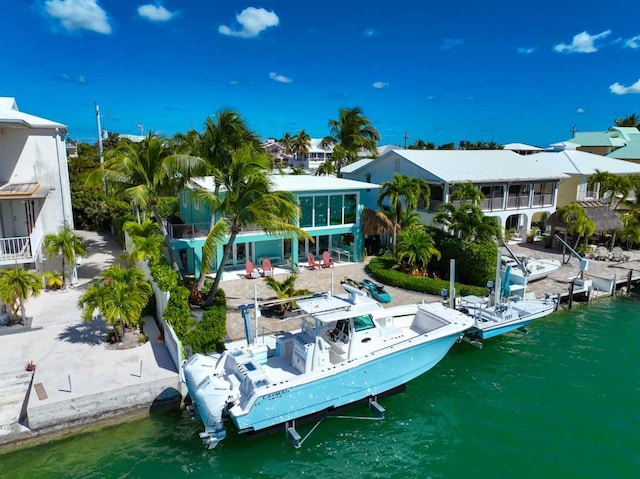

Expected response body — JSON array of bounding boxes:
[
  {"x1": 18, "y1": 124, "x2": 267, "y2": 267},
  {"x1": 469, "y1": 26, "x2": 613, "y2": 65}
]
[
  {"x1": 307, "y1": 253, "x2": 320, "y2": 270},
  {"x1": 610, "y1": 246, "x2": 627, "y2": 262},
  {"x1": 321, "y1": 251, "x2": 334, "y2": 268},
  {"x1": 594, "y1": 246, "x2": 610, "y2": 261},
  {"x1": 245, "y1": 261, "x2": 260, "y2": 279},
  {"x1": 261, "y1": 258, "x2": 274, "y2": 277}
]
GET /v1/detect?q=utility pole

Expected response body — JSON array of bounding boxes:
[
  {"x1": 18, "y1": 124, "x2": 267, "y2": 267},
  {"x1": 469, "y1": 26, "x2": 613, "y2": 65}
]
[
  {"x1": 403, "y1": 131, "x2": 409, "y2": 149},
  {"x1": 94, "y1": 102, "x2": 107, "y2": 196}
]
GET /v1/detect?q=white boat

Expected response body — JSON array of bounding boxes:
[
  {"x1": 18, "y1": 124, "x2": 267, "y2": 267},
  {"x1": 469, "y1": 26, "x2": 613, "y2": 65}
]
[
  {"x1": 183, "y1": 285, "x2": 474, "y2": 448},
  {"x1": 502, "y1": 256, "x2": 561, "y2": 283},
  {"x1": 457, "y1": 294, "x2": 556, "y2": 343}
]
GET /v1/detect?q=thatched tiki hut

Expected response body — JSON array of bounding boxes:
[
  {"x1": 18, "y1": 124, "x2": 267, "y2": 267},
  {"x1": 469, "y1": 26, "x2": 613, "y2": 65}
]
[
  {"x1": 546, "y1": 201, "x2": 623, "y2": 247},
  {"x1": 361, "y1": 207, "x2": 398, "y2": 255}
]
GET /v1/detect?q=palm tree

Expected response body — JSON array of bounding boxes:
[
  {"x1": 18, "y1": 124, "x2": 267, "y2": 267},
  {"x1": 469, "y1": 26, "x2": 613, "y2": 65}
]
[
  {"x1": 587, "y1": 170, "x2": 632, "y2": 208},
  {"x1": 0, "y1": 266, "x2": 42, "y2": 322},
  {"x1": 86, "y1": 133, "x2": 205, "y2": 278},
  {"x1": 322, "y1": 107, "x2": 380, "y2": 168},
  {"x1": 408, "y1": 139, "x2": 435, "y2": 150},
  {"x1": 377, "y1": 173, "x2": 430, "y2": 252},
  {"x1": 280, "y1": 132, "x2": 294, "y2": 157},
  {"x1": 315, "y1": 161, "x2": 336, "y2": 176},
  {"x1": 396, "y1": 226, "x2": 441, "y2": 276},
  {"x1": 196, "y1": 146, "x2": 310, "y2": 306},
  {"x1": 614, "y1": 113, "x2": 639, "y2": 128},
  {"x1": 449, "y1": 182, "x2": 485, "y2": 207},
  {"x1": 433, "y1": 203, "x2": 501, "y2": 243},
  {"x1": 43, "y1": 227, "x2": 86, "y2": 287},
  {"x1": 558, "y1": 204, "x2": 596, "y2": 250},
  {"x1": 619, "y1": 214, "x2": 640, "y2": 249},
  {"x1": 78, "y1": 265, "x2": 152, "y2": 342},
  {"x1": 264, "y1": 274, "x2": 312, "y2": 315},
  {"x1": 291, "y1": 129, "x2": 311, "y2": 163}
]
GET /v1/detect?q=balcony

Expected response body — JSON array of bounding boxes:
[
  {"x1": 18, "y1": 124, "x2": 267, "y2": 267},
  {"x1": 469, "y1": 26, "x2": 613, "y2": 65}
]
[
  {"x1": 168, "y1": 222, "x2": 265, "y2": 241},
  {"x1": 0, "y1": 237, "x2": 34, "y2": 263}
]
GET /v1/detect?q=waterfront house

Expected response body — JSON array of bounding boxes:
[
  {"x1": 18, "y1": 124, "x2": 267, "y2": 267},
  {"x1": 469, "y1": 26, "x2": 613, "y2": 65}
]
[
  {"x1": 290, "y1": 139, "x2": 333, "y2": 171},
  {"x1": 0, "y1": 97, "x2": 73, "y2": 268},
  {"x1": 559, "y1": 127, "x2": 640, "y2": 163},
  {"x1": 525, "y1": 144, "x2": 640, "y2": 206},
  {"x1": 170, "y1": 174, "x2": 378, "y2": 277},
  {"x1": 340, "y1": 149, "x2": 568, "y2": 240}
]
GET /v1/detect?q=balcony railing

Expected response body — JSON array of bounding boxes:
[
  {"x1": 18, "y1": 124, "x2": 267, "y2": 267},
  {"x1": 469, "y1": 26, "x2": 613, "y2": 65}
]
[
  {"x1": 0, "y1": 237, "x2": 33, "y2": 261},
  {"x1": 532, "y1": 193, "x2": 554, "y2": 207},
  {"x1": 169, "y1": 222, "x2": 265, "y2": 240},
  {"x1": 506, "y1": 194, "x2": 530, "y2": 209}
]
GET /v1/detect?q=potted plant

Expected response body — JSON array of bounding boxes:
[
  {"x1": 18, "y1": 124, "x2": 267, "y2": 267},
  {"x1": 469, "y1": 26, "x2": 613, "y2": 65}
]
[
  {"x1": 526, "y1": 230, "x2": 536, "y2": 243},
  {"x1": 25, "y1": 360, "x2": 36, "y2": 372}
]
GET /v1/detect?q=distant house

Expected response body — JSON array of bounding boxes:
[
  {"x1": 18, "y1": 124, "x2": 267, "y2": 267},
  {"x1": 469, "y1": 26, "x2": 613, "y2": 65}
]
[
  {"x1": 290, "y1": 139, "x2": 333, "y2": 170},
  {"x1": 0, "y1": 97, "x2": 73, "y2": 267},
  {"x1": 524, "y1": 145, "x2": 640, "y2": 206},
  {"x1": 341, "y1": 149, "x2": 568, "y2": 240},
  {"x1": 559, "y1": 127, "x2": 640, "y2": 163},
  {"x1": 170, "y1": 175, "x2": 378, "y2": 276},
  {"x1": 262, "y1": 138, "x2": 292, "y2": 165}
]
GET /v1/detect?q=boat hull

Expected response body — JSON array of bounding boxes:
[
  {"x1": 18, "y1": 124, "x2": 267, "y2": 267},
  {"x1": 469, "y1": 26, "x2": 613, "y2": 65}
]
[
  {"x1": 468, "y1": 301, "x2": 555, "y2": 340},
  {"x1": 229, "y1": 333, "x2": 460, "y2": 433}
]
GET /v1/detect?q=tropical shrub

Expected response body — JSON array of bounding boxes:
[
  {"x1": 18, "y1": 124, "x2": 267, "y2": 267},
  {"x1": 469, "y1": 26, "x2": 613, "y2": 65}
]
[
  {"x1": 150, "y1": 260, "x2": 179, "y2": 292},
  {"x1": 368, "y1": 256, "x2": 487, "y2": 297},
  {"x1": 0, "y1": 267, "x2": 43, "y2": 322},
  {"x1": 428, "y1": 228, "x2": 497, "y2": 287},
  {"x1": 184, "y1": 289, "x2": 227, "y2": 354},
  {"x1": 163, "y1": 285, "x2": 191, "y2": 338}
]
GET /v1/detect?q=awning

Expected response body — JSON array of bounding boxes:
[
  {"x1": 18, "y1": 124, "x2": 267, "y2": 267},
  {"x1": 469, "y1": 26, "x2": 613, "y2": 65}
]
[{"x1": 0, "y1": 182, "x2": 51, "y2": 200}]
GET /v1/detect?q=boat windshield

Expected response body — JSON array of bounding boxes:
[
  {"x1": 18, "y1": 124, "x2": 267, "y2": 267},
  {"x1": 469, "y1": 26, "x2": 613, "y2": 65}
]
[{"x1": 353, "y1": 314, "x2": 375, "y2": 332}]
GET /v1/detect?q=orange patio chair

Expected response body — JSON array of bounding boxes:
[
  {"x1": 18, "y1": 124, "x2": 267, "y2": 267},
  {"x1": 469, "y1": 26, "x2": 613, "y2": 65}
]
[
  {"x1": 322, "y1": 250, "x2": 334, "y2": 268},
  {"x1": 307, "y1": 253, "x2": 320, "y2": 270},
  {"x1": 261, "y1": 258, "x2": 274, "y2": 277},
  {"x1": 245, "y1": 261, "x2": 260, "y2": 279}
]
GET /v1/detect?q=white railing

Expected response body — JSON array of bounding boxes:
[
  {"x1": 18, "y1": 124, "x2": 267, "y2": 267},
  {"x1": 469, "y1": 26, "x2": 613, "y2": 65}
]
[{"x1": 0, "y1": 237, "x2": 33, "y2": 261}]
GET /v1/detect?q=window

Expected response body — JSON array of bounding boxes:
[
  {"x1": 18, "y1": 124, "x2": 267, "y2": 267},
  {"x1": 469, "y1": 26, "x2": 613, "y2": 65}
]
[
  {"x1": 314, "y1": 195, "x2": 328, "y2": 226},
  {"x1": 344, "y1": 194, "x2": 357, "y2": 223},
  {"x1": 299, "y1": 197, "x2": 313, "y2": 227},
  {"x1": 353, "y1": 315, "x2": 375, "y2": 332},
  {"x1": 330, "y1": 195, "x2": 343, "y2": 225}
]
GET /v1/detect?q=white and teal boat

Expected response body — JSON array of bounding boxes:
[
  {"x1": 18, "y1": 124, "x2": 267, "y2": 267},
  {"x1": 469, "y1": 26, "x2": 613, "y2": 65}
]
[{"x1": 183, "y1": 285, "x2": 473, "y2": 449}]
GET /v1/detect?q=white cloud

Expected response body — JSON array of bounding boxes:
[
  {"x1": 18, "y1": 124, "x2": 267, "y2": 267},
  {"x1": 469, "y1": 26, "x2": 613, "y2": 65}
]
[
  {"x1": 44, "y1": 0, "x2": 111, "y2": 34},
  {"x1": 440, "y1": 38, "x2": 463, "y2": 50},
  {"x1": 372, "y1": 81, "x2": 388, "y2": 89},
  {"x1": 61, "y1": 73, "x2": 88, "y2": 84},
  {"x1": 137, "y1": 4, "x2": 175, "y2": 22},
  {"x1": 609, "y1": 78, "x2": 640, "y2": 95},
  {"x1": 576, "y1": 107, "x2": 585, "y2": 114},
  {"x1": 362, "y1": 28, "x2": 377, "y2": 38},
  {"x1": 219, "y1": 7, "x2": 279, "y2": 38},
  {"x1": 624, "y1": 35, "x2": 640, "y2": 49},
  {"x1": 269, "y1": 72, "x2": 292, "y2": 83},
  {"x1": 517, "y1": 47, "x2": 536, "y2": 54},
  {"x1": 553, "y1": 30, "x2": 611, "y2": 53}
]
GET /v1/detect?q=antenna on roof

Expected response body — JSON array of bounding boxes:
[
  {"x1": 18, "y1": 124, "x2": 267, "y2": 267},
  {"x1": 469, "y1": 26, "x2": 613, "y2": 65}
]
[
  {"x1": 403, "y1": 131, "x2": 409, "y2": 149},
  {"x1": 570, "y1": 124, "x2": 577, "y2": 138}
]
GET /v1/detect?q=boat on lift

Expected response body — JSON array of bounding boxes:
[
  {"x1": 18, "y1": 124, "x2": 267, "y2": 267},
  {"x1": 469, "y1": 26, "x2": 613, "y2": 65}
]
[
  {"x1": 458, "y1": 254, "x2": 556, "y2": 347},
  {"x1": 183, "y1": 284, "x2": 473, "y2": 449},
  {"x1": 501, "y1": 256, "x2": 561, "y2": 283}
]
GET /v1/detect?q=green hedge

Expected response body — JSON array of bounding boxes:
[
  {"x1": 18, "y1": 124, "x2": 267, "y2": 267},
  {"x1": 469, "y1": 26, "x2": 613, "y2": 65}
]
[
  {"x1": 184, "y1": 290, "x2": 227, "y2": 354},
  {"x1": 428, "y1": 228, "x2": 497, "y2": 287},
  {"x1": 368, "y1": 256, "x2": 487, "y2": 297},
  {"x1": 150, "y1": 259, "x2": 179, "y2": 292},
  {"x1": 163, "y1": 285, "x2": 191, "y2": 338}
]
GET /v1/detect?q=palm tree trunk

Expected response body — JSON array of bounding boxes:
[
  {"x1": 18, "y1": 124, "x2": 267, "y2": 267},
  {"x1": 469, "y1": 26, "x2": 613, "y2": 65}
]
[
  {"x1": 61, "y1": 257, "x2": 66, "y2": 287},
  {"x1": 196, "y1": 211, "x2": 217, "y2": 290},
  {"x1": 202, "y1": 229, "x2": 238, "y2": 307},
  {"x1": 19, "y1": 298, "x2": 25, "y2": 323},
  {"x1": 150, "y1": 204, "x2": 183, "y2": 281},
  {"x1": 120, "y1": 318, "x2": 125, "y2": 341}
]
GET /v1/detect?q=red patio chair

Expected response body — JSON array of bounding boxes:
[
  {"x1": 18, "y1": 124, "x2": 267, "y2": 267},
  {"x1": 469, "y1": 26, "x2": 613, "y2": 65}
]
[
  {"x1": 245, "y1": 261, "x2": 260, "y2": 279},
  {"x1": 322, "y1": 250, "x2": 334, "y2": 268},
  {"x1": 261, "y1": 258, "x2": 274, "y2": 277},
  {"x1": 307, "y1": 253, "x2": 320, "y2": 270}
]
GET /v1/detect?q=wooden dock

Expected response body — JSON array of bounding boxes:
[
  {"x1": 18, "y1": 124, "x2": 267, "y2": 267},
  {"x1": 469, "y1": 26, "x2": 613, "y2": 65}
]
[{"x1": 500, "y1": 242, "x2": 640, "y2": 308}]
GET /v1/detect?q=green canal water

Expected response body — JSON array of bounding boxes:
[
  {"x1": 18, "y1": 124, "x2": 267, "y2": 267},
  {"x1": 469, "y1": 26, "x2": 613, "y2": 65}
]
[{"x1": 2, "y1": 294, "x2": 639, "y2": 478}]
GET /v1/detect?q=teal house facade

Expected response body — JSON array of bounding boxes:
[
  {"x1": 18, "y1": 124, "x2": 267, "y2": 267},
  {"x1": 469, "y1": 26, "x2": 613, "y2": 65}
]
[{"x1": 170, "y1": 174, "x2": 379, "y2": 277}]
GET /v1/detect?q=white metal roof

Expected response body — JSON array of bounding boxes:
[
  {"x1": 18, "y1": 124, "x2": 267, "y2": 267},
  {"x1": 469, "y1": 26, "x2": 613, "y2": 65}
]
[
  {"x1": 340, "y1": 159, "x2": 373, "y2": 173},
  {"x1": 385, "y1": 150, "x2": 568, "y2": 183},
  {"x1": 503, "y1": 142, "x2": 543, "y2": 151},
  {"x1": 191, "y1": 174, "x2": 378, "y2": 193},
  {"x1": 526, "y1": 150, "x2": 640, "y2": 176},
  {"x1": 0, "y1": 97, "x2": 66, "y2": 130}
]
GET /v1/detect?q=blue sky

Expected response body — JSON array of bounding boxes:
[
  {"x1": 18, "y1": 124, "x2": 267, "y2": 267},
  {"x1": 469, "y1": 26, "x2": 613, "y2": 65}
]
[{"x1": 3, "y1": 1, "x2": 640, "y2": 147}]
